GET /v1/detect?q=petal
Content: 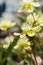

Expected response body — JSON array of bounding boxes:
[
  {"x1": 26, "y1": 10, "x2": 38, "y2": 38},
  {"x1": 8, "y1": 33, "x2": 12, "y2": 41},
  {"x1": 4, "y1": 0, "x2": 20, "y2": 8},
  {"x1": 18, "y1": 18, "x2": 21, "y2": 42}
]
[
  {"x1": 0, "y1": 25, "x2": 8, "y2": 30},
  {"x1": 10, "y1": 22, "x2": 16, "y2": 27},
  {"x1": 14, "y1": 32, "x2": 21, "y2": 36},
  {"x1": 21, "y1": 23, "x2": 31, "y2": 31},
  {"x1": 14, "y1": 45, "x2": 18, "y2": 49},
  {"x1": 26, "y1": 14, "x2": 34, "y2": 24},
  {"x1": 21, "y1": 0, "x2": 33, "y2": 4},
  {"x1": 32, "y1": 2, "x2": 40, "y2": 7},
  {"x1": 27, "y1": 30, "x2": 35, "y2": 37},
  {"x1": 25, "y1": 3, "x2": 34, "y2": 12},
  {"x1": 39, "y1": 22, "x2": 43, "y2": 26},
  {"x1": 32, "y1": 26, "x2": 41, "y2": 32},
  {"x1": 20, "y1": 33, "x2": 26, "y2": 38},
  {"x1": 18, "y1": 4, "x2": 25, "y2": 12}
]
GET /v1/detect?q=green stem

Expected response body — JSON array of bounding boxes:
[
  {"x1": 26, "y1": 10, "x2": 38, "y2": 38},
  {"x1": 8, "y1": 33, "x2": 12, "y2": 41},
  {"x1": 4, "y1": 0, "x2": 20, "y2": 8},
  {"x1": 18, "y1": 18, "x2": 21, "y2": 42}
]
[
  {"x1": 31, "y1": 12, "x2": 37, "y2": 26},
  {"x1": 0, "y1": 43, "x2": 3, "y2": 59},
  {"x1": 0, "y1": 61, "x2": 4, "y2": 65},
  {"x1": 29, "y1": 36, "x2": 39, "y2": 65},
  {"x1": 0, "y1": 43, "x2": 3, "y2": 65},
  {"x1": 32, "y1": 12, "x2": 35, "y2": 22},
  {"x1": 32, "y1": 53, "x2": 38, "y2": 65}
]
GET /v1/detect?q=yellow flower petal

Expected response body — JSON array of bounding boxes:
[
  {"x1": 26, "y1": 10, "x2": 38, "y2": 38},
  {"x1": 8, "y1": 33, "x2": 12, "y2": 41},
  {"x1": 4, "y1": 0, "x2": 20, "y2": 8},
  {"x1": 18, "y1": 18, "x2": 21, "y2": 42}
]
[
  {"x1": 18, "y1": 4, "x2": 25, "y2": 12},
  {"x1": 25, "y1": 3, "x2": 34, "y2": 12},
  {"x1": 18, "y1": 1, "x2": 40, "y2": 12},
  {"x1": 27, "y1": 30, "x2": 35, "y2": 37},
  {"x1": 0, "y1": 25, "x2": 8, "y2": 30}
]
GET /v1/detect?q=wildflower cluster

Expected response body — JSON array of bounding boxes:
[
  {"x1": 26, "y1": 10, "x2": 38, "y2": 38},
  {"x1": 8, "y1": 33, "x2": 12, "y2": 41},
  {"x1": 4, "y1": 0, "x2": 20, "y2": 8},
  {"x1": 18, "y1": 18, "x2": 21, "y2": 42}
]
[
  {"x1": 14, "y1": 0, "x2": 43, "y2": 57},
  {"x1": 0, "y1": 0, "x2": 43, "y2": 65}
]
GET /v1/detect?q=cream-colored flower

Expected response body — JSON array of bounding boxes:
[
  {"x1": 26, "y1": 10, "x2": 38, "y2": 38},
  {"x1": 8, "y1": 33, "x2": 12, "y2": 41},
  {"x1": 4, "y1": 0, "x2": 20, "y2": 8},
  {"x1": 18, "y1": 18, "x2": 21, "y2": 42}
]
[
  {"x1": 21, "y1": 23, "x2": 31, "y2": 31},
  {"x1": 18, "y1": 1, "x2": 40, "y2": 12},
  {"x1": 14, "y1": 36, "x2": 31, "y2": 50},
  {"x1": 0, "y1": 19, "x2": 16, "y2": 30},
  {"x1": 21, "y1": 23, "x2": 35, "y2": 37},
  {"x1": 36, "y1": 15, "x2": 43, "y2": 26},
  {"x1": 3, "y1": 35, "x2": 14, "y2": 49},
  {"x1": 26, "y1": 14, "x2": 34, "y2": 24},
  {"x1": 21, "y1": 23, "x2": 41, "y2": 37},
  {"x1": 26, "y1": 13, "x2": 39, "y2": 24}
]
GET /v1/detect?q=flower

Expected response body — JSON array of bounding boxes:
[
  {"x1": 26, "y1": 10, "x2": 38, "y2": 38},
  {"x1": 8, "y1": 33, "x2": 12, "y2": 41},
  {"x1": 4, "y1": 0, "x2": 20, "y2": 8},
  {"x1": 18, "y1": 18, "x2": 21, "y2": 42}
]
[
  {"x1": 36, "y1": 14, "x2": 43, "y2": 26},
  {"x1": 18, "y1": 1, "x2": 40, "y2": 12},
  {"x1": 3, "y1": 35, "x2": 14, "y2": 49},
  {"x1": 21, "y1": 23, "x2": 35, "y2": 37},
  {"x1": 21, "y1": 23, "x2": 41, "y2": 37},
  {"x1": 21, "y1": 23, "x2": 31, "y2": 31},
  {"x1": 0, "y1": 19, "x2": 16, "y2": 30},
  {"x1": 26, "y1": 13, "x2": 39, "y2": 24},
  {"x1": 14, "y1": 36, "x2": 31, "y2": 50}
]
